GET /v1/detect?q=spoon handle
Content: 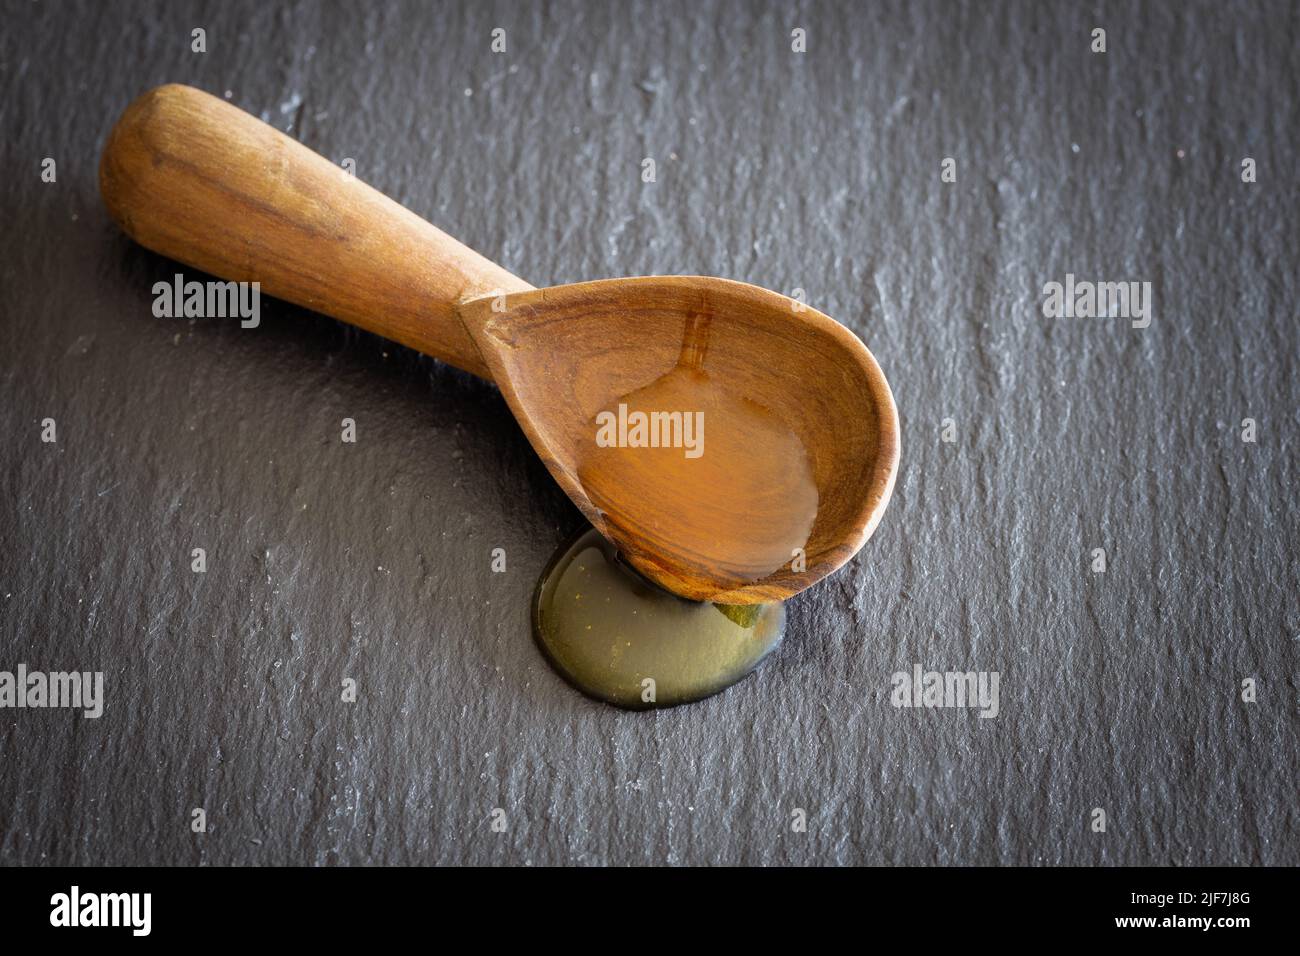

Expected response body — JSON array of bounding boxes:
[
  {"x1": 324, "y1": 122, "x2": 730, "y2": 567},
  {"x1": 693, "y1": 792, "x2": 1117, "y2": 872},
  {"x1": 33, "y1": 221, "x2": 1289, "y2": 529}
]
[{"x1": 99, "y1": 84, "x2": 532, "y2": 379}]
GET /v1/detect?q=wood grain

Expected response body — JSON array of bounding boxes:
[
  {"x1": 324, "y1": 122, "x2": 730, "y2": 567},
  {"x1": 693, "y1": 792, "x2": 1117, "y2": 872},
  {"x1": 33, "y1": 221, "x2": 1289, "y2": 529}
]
[{"x1": 99, "y1": 83, "x2": 531, "y2": 378}]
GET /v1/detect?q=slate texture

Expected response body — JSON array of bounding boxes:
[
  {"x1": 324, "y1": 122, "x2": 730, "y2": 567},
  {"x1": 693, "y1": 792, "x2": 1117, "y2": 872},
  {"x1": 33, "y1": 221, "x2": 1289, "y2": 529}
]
[{"x1": 1, "y1": 0, "x2": 1296, "y2": 866}]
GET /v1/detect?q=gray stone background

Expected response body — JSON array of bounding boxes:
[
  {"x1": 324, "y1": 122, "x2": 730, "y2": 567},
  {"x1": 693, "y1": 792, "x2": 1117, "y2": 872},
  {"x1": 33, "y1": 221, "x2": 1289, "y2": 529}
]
[{"x1": 1, "y1": 0, "x2": 1296, "y2": 866}]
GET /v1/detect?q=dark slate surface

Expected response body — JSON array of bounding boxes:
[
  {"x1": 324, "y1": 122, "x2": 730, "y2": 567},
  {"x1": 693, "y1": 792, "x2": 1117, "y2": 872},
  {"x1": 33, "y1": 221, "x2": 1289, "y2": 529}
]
[{"x1": 1, "y1": 0, "x2": 1296, "y2": 866}]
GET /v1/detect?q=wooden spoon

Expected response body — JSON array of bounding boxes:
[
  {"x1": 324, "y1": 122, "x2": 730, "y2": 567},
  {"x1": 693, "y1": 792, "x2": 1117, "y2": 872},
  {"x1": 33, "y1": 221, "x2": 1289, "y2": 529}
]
[{"x1": 99, "y1": 84, "x2": 899, "y2": 604}]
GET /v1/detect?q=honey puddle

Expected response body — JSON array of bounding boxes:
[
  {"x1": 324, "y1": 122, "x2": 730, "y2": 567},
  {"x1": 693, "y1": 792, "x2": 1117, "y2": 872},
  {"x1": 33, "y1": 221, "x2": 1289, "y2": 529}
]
[{"x1": 533, "y1": 527, "x2": 786, "y2": 709}]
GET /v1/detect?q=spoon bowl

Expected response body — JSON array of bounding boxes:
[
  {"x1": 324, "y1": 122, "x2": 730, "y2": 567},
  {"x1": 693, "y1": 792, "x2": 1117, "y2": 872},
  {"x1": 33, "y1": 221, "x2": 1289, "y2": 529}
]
[
  {"x1": 461, "y1": 276, "x2": 897, "y2": 602},
  {"x1": 100, "y1": 84, "x2": 898, "y2": 604}
]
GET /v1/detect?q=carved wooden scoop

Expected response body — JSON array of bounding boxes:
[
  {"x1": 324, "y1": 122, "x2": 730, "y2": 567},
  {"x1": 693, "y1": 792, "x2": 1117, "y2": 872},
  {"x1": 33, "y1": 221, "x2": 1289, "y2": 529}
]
[{"x1": 100, "y1": 84, "x2": 898, "y2": 604}]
